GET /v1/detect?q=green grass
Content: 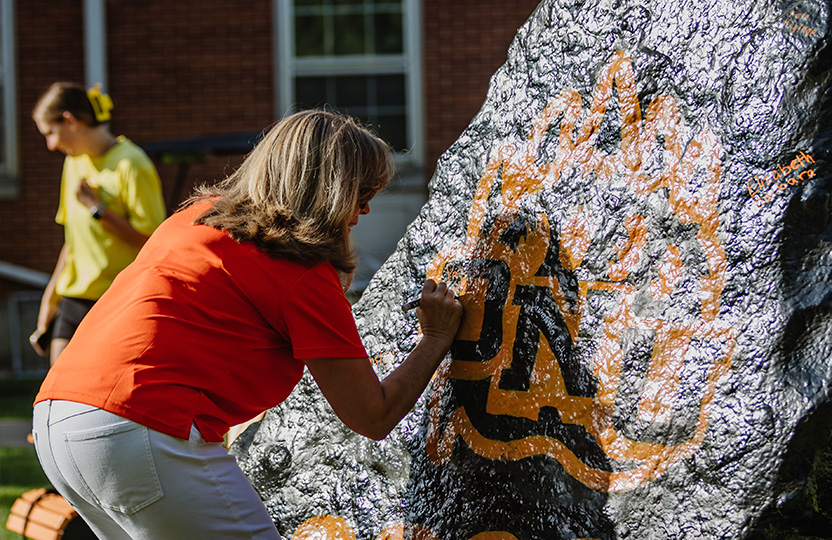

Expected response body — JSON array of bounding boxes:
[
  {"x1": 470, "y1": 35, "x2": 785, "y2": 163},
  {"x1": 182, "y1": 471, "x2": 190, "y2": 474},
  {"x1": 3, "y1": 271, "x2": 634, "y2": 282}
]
[
  {"x1": 0, "y1": 378, "x2": 42, "y2": 419},
  {"x1": 0, "y1": 377, "x2": 50, "y2": 539},
  {"x1": 0, "y1": 447, "x2": 50, "y2": 540}
]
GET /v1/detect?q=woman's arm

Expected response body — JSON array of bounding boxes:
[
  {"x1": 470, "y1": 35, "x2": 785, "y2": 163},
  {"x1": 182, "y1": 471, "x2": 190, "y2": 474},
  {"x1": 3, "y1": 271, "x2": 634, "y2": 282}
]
[
  {"x1": 304, "y1": 279, "x2": 462, "y2": 440},
  {"x1": 36, "y1": 245, "x2": 67, "y2": 332},
  {"x1": 76, "y1": 179, "x2": 150, "y2": 248}
]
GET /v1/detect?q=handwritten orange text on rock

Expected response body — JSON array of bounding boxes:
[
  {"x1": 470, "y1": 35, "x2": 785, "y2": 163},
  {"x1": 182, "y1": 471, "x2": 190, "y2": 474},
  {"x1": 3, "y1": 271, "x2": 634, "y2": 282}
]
[{"x1": 747, "y1": 150, "x2": 816, "y2": 206}]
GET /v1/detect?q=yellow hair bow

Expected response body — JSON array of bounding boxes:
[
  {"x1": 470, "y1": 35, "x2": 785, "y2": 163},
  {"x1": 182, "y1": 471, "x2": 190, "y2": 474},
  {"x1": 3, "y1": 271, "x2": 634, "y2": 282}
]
[{"x1": 87, "y1": 86, "x2": 113, "y2": 123}]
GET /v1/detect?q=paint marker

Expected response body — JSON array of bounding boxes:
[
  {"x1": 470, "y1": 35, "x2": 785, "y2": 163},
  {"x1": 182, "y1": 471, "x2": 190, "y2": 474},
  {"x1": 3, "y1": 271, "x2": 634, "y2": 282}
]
[
  {"x1": 401, "y1": 293, "x2": 464, "y2": 312},
  {"x1": 401, "y1": 298, "x2": 422, "y2": 312}
]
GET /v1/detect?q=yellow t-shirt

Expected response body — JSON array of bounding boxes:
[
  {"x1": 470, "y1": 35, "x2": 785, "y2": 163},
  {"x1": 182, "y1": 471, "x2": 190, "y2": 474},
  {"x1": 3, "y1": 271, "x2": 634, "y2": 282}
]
[{"x1": 55, "y1": 136, "x2": 166, "y2": 300}]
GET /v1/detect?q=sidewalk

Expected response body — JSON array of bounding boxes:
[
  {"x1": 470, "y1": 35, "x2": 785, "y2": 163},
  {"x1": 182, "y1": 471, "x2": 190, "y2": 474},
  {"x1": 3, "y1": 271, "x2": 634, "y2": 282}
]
[{"x1": 0, "y1": 418, "x2": 33, "y2": 448}]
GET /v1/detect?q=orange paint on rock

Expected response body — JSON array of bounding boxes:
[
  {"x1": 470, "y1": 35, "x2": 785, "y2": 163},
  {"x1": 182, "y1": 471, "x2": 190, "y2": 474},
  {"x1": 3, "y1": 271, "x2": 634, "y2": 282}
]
[
  {"x1": 469, "y1": 533, "x2": 521, "y2": 540},
  {"x1": 560, "y1": 205, "x2": 597, "y2": 271},
  {"x1": 649, "y1": 245, "x2": 683, "y2": 300},
  {"x1": 425, "y1": 50, "x2": 736, "y2": 493},
  {"x1": 608, "y1": 214, "x2": 647, "y2": 281},
  {"x1": 292, "y1": 516, "x2": 355, "y2": 540}
]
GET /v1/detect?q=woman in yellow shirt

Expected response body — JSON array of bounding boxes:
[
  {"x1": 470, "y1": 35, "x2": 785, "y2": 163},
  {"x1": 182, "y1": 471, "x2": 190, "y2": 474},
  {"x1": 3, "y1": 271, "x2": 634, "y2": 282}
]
[{"x1": 30, "y1": 82, "x2": 167, "y2": 364}]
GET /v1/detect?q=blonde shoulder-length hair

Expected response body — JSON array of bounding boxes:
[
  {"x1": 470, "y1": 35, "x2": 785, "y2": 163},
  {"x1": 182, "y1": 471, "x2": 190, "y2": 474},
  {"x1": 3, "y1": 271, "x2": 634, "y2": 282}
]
[{"x1": 190, "y1": 110, "x2": 393, "y2": 285}]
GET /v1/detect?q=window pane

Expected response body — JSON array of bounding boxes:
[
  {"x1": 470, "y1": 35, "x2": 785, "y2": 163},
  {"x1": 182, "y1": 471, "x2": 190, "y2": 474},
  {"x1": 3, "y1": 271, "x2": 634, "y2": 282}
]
[
  {"x1": 295, "y1": 15, "x2": 325, "y2": 57},
  {"x1": 376, "y1": 114, "x2": 407, "y2": 152},
  {"x1": 376, "y1": 75, "x2": 405, "y2": 107},
  {"x1": 374, "y1": 11, "x2": 403, "y2": 54},
  {"x1": 335, "y1": 76, "x2": 368, "y2": 109},
  {"x1": 333, "y1": 14, "x2": 365, "y2": 55},
  {"x1": 291, "y1": 1, "x2": 410, "y2": 154},
  {"x1": 295, "y1": 77, "x2": 329, "y2": 108}
]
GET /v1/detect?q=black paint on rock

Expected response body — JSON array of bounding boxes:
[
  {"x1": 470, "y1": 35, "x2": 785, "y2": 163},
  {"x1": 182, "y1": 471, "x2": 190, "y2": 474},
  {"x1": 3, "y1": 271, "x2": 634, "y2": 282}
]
[{"x1": 231, "y1": 0, "x2": 832, "y2": 538}]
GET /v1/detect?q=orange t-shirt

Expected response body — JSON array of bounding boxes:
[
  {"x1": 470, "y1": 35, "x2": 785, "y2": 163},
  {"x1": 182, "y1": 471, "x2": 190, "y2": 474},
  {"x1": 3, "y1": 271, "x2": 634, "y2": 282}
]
[{"x1": 35, "y1": 201, "x2": 367, "y2": 442}]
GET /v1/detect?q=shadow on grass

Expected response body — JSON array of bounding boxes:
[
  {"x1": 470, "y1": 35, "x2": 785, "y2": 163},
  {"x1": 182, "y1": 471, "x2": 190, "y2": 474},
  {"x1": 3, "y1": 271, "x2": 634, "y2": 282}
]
[
  {"x1": 0, "y1": 446, "x2": 50, "y2": 540},
  {"x1": 0, "y1": 377, "x2": 43, "y2": 419}
]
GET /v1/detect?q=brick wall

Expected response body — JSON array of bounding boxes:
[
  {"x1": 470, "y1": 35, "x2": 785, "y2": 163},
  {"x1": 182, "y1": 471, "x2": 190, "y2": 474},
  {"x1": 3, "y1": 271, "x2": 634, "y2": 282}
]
[
  {"x1": 422, "y1": 0, "x2": 541, "y2": 175},
  {"x1": 106, "y1": 1, "x2": 273, "y2": 213},
  {"x1": 1, "y1": 1, "x2": 85, "y2": 289},
  {"x1": 0, "y1": 0, "x2": 273, "y2": 291},
  {"x1": 106, "y1": 1, "x2": 274, "y2": 141},
  {"x1": 0, "y1": 1, "x2": 540, "y2": 285}
]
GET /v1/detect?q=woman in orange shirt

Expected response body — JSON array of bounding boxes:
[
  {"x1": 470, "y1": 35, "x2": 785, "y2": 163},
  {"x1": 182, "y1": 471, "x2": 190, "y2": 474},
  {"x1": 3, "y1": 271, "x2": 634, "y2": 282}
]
[{"x1": 32, "y1": 110, "x2": 462, "y2": 539}]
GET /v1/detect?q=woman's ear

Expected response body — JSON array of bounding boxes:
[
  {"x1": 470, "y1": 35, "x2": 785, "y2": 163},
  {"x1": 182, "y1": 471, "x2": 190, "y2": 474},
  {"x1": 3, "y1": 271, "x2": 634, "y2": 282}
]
[{"x1": 61, "y1": 111, "x2": 80, "y2": 129}]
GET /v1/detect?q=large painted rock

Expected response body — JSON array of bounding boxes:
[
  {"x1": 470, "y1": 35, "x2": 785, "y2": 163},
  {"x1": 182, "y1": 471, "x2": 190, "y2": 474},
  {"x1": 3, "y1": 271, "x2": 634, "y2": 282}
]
[{"x1": 231, "y1": 1, "x2": 832, "y2": 538}]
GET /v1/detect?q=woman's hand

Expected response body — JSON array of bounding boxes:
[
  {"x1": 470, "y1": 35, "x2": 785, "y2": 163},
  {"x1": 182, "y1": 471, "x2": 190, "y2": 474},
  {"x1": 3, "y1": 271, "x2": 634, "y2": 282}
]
[
  {"x1": 75, "y1": 178, "x2": 100, "y2": 209},
  {"x1": 416, "y1": 279, "x2": 463, "y2": 345},
  {"x1": 75, "y1": 178, "x2": 151, "y2": 248}
]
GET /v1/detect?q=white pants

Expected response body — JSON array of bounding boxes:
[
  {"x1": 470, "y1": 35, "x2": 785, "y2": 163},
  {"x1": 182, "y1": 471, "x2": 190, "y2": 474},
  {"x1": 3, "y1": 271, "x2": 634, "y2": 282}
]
[{"x1": 33, "y1": 400, "x2": 282, "y2": 540}]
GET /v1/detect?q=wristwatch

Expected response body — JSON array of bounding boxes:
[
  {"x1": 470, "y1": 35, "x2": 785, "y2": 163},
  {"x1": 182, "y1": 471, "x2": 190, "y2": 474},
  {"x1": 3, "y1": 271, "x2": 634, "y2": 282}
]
[{"x1": 90, "y1": 204, "x2": 106, "y2": 220}]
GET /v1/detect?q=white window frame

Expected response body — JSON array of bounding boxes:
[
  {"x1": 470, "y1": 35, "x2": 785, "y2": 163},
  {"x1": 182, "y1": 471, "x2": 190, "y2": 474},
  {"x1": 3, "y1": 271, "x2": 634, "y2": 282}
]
[
  {"x1": 84, "y1": 0, "x2": 107, "y2": 90},
  {"x1": 273, "y1": 0, "x2": 423, "y2": 172},
  {"x1": 0, "y1": 0, "x2": 17, "y2": 198}
]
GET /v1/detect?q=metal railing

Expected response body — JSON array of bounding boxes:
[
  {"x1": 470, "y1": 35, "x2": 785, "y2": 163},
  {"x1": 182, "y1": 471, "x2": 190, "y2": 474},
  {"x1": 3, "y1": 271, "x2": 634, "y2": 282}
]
[
  {"x1": 1, "y1": 260, "x2": 50, "y2": 375},
  {"x1": 0, "y1": 260, "x2": 50, "y2": 288}
]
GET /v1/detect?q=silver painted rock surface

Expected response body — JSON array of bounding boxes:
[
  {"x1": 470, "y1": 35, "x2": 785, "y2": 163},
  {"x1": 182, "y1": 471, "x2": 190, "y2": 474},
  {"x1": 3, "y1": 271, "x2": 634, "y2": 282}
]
[{"x1": 232, "y1": 1, "x2": 832, "y2": 538}]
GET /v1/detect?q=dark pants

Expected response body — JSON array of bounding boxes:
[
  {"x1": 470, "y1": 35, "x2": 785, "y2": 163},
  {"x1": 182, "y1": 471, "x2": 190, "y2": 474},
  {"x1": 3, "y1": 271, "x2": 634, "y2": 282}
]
[{"x1": 53, "y1": 298, "x2": 96, "y2": 340}]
